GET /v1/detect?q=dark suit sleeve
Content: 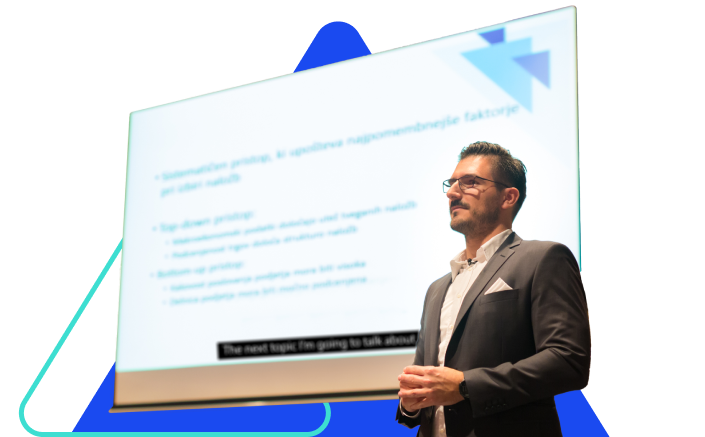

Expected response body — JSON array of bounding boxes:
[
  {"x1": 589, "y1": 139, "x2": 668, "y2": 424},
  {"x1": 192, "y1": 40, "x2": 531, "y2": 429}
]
[
  {"x1": 464, "y1": 243, "x2": 591, "y2": 418},
  {"x1": 396, "y1": 285, "x2": 431, "y2": 429},
  {"x1": 412, "y1": 288, "x2": 427, "y2": 367}
]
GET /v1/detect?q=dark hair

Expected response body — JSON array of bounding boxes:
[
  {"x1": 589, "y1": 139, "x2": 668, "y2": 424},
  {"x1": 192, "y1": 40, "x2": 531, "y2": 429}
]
[{"x1": 458, "y1": 141, "x2": 527, "y2": 219}]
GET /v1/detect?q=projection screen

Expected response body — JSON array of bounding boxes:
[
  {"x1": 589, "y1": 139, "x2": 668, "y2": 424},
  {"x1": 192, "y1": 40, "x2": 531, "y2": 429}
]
[{"x1": 114, "y1": 6, "x2": 578, "y2": 411}]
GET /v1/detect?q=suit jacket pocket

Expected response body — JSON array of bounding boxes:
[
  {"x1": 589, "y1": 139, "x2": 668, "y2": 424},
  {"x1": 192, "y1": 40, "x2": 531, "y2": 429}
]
[{"x1": 480, "y1": 288, "x2": 519, "y2": 304}]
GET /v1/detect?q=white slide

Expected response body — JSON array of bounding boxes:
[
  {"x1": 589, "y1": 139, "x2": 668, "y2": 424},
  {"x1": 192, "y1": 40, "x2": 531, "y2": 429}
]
[{"x1": 116, "y1": 7, "x2": 578, "y2": 407}]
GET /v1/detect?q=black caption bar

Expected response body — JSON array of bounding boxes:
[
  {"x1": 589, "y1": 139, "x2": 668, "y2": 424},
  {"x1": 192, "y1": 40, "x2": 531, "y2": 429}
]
[{"x1": 217, "y1": 331, "x2": 418, "y2": 360}]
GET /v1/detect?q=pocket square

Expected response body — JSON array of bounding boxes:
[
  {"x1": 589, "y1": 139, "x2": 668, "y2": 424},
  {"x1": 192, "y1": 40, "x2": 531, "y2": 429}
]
[{"x1": 484, "y1": 278, "x2": 513, "y2": 295}]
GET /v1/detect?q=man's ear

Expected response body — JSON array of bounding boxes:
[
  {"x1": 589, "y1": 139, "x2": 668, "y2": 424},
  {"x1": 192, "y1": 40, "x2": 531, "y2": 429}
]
[{"x1": 501, "y1": 187, "x2": 520, "y2": 210}]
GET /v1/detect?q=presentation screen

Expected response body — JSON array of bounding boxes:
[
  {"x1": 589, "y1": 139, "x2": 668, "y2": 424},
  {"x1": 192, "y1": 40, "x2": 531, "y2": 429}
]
[{"x1": 115, "y1": 7, "x2": 578, "y2": 410}]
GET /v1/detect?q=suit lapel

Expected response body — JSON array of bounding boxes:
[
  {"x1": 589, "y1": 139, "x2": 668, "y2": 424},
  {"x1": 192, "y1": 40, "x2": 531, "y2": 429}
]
[
  {"x1": 451, "y1": 232, "x2": 523, "y2": 335},
  {"x1": 425, "y1": 273, "x2": 452, "y2": 366}
]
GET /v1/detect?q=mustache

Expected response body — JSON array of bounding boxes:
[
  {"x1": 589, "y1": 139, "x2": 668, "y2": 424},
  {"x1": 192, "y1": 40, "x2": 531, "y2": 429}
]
[{"x1": 450, "y1": 199, "x2": 469, "y2": 210}]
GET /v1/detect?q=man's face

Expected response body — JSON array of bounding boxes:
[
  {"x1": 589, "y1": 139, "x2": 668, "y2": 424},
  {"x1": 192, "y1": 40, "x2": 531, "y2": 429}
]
[{"x1": 447, "y1": 156, "x2": 503, "y2": 237}]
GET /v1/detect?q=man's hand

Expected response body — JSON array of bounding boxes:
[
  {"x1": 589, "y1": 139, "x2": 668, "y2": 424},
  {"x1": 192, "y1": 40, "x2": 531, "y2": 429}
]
[
  {"x1": 398, "y1": 365, "x2": 465, "y2": 410},
  {"x1": 399, "y1": 377, "x2": 425, "y2": 413}
]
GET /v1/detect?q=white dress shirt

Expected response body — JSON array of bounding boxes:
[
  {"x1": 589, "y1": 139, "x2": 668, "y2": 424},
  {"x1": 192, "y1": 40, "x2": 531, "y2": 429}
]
[{"x1": 400, "y1": 229, "x2": 512, "y2": 437}]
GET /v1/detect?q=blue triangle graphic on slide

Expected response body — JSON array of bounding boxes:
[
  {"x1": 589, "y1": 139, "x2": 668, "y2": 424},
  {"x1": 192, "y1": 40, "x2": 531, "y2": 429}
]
[
  {"x1": 295, "y1": 21, "x2": 371, "y2": 72},
  {"x1": 462, "y1": 38, "x2": 534, "y2": 111},
  {"x1": 479, "y1": 28, "x2": 505, "y2": 44},
  {"x1": 514, "y1": 51, "x2": 550, "y2": 87}
]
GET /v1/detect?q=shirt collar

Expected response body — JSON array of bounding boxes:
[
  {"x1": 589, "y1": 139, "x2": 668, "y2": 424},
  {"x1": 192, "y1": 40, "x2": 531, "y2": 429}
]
[{"x1": 450, "y1": 229, "x2": 513, "y2": 281}]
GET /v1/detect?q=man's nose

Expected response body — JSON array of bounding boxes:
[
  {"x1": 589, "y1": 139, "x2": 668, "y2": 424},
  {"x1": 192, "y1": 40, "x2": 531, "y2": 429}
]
[{"x1": 446, "y1": 184, "x2": 462, "y2": 200}]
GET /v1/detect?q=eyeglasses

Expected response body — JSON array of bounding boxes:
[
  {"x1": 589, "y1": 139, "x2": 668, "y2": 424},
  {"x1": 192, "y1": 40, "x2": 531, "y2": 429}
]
[{"x1": 443, "y1": 175, "x2": 509, "y2": 193}]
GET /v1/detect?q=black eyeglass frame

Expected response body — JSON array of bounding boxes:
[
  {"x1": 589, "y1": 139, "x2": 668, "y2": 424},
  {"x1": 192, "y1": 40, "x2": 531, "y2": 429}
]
[{"x1": 442, "y1": 175, "x2": 510, "y2": 193}]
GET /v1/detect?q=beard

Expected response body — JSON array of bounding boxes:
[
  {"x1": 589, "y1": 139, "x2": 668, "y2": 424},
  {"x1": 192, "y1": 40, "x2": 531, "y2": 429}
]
[{"x1": 449, "y1": 197, "x2": 501, "y2": 238}]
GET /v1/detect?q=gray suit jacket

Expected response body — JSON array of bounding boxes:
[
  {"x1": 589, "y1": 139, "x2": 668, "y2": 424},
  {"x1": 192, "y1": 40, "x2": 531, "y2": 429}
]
[{"x1": 396, "y1": 232, "x2": 590, "y2": 437}]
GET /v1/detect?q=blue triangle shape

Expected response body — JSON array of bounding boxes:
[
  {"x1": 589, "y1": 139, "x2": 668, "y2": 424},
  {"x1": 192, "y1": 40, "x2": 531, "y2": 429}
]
[
  {"x1": 513, "y1": 51, "x2": 550, "y2": 88},
  {"x1": 555, "y1": 390, "x2": 610, "y2": 436},
  {"x1": 294, "y1": 21, "x2": 371, "y2": 72},
  {"x1": 66, "y1": 23, "x2": 608, "y2": 436},
  {"x1": 479, "y1": 28, "x2": 505, "y2": 45}
]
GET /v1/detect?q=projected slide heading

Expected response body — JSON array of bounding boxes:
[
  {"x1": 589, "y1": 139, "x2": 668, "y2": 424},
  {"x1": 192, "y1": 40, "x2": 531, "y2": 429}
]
[{"x1": 156, "y1": 105, "x2": 520, "y2": 199}]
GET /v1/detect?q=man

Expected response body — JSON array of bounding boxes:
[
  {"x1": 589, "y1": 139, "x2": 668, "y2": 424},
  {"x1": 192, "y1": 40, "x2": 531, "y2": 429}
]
[{"x1": 395, "y1": 142, "x2": 590, "y2": 437}]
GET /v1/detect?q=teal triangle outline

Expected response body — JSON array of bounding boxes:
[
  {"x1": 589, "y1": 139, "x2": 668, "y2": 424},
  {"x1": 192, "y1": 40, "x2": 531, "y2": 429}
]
[{"x1": 19, "y1": 240, "x2": 332, "y2": 436}]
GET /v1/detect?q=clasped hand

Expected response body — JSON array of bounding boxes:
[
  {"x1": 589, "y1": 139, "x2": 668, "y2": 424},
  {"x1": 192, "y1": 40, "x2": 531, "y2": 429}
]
[{"x1": 397, "y1": 365, "x2": 465, "y2": 412}]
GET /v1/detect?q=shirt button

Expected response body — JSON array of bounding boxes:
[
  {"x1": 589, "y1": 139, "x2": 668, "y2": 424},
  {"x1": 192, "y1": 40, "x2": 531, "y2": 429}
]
[{"x1": 457, "y1": 294, "x2": 461, "y2": 298}]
